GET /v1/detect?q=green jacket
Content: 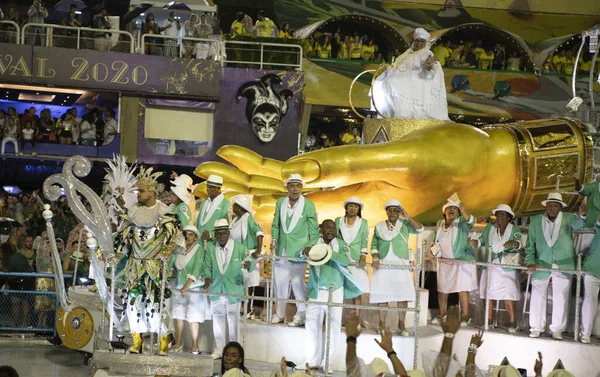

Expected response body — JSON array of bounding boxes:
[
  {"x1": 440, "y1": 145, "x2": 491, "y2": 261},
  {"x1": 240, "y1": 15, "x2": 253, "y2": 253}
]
[
  {"x1": 525, "y1": 212, "x2": 586, "y2": 279},
  {"x1": 232, "y1": 213, "x2": 264, "y2": 251},
  {"x1": 271, "y1": 196, "x2": 319, "y2": 261},
  {"x1": 370, "y1": 219, "x2": 423, "y2": 260},
  {"x1": 203, "y1": 238, "x2": 256, "y2": 302},
  {"x1": 436, "y1": 215, "x2": 476, "y2": 261},
  {"x1": 578, "y1": 182, "x2": 600, "y2": 227},
  {"x1": 174, "y1": 202, "x2": 191, "y2": 228},
  {"x1": 583, "y1": 223, "x2": 600, "y2": 278},
  {"x1": 307, "y1": 238, "x2": 349, "y2": 300},
  {"x1": 168, "y1": 244, "x2": 204, "y2": 288},
  {"x1": 335, "y1": 217, "x2": 369, "y2": 262},
  {"x1": 476, "y1": 222, "x2": 522, "y2": 271},
  {"x1": 195, "y1": 194, "x2": 230, "y2": 239}
]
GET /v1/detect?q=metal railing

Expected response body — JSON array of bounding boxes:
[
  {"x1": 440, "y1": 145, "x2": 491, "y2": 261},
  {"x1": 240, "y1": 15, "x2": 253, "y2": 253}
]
[
  {"x1": 21, "y1": 23, "x2": 135, "y2": 54},
  {"x1": 141, "y1": 33, "x2": 222, "y2": 61},
  {"x1": 0, "y1": 20, "x2": 20, "y2": 44},
  {"x1": 224, "y1": 40, "x2": 303, "y2": 70}
]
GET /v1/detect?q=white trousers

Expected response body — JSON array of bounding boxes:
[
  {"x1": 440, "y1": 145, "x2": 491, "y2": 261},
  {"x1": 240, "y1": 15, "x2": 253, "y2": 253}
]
[
  {"x1": 581, "y1": 274, "x2": 600, "y2": 337},
  {"x1": 530, "y1": 270, "x2": 571, "y2": 333},
  {"x1": 127, "y1": 300, "x2": 173, "y2": 334},
  {"x1": 305, "y1": 287, "x2": 343, "y2": 369},
  {"x1": 1, "y1": 137, "x2": 18, "y2": 154},
  {"x1": 274, "y1": 259, "x2": 307, "y2": 318},
  {"x1": 211, "y1": 297, "x2": 241, "y2": 354}
]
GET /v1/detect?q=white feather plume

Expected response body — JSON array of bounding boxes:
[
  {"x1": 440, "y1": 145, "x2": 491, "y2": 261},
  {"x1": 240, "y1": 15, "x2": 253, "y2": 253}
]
[{"x1": 103, "y1": 154, "x2": 138, "y2": 224}]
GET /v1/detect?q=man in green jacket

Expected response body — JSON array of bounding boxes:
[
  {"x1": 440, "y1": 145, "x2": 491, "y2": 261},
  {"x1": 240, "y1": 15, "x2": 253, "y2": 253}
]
[
  {"x1": 525, "y1": 192, "x2": 586, "y2": 340},
  {"x1": 270, "y1": 174, "x2": 319, "y2": 326},
  {"x1": 195, "y1": 175, "x2": 231, "y2": 245}
]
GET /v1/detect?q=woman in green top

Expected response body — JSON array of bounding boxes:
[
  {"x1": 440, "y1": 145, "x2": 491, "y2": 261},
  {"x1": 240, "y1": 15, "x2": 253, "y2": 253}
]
[
  {"x1": 169, "y1": 225, "x2": 211, "y2": 354},
  {"x1": 0, "y1": 243, "x2": 34, "y2": 328}
]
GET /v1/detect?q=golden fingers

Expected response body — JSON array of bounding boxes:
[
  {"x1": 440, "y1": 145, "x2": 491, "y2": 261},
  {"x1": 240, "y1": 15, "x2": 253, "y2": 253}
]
[
  {"x1": 194, "y1": 161, "x2": 287, "y2": 193},
  {"x1": 217, "y1": 145, "x2": 284, "y2": 180}
]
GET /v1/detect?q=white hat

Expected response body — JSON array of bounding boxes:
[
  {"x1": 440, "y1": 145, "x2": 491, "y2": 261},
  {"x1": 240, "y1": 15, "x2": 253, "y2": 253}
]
[
  {"x1": 344, "y1": 196, "x2": 364, "y2": 210},
  {"x1": 284, "y1": 174, "x2": 304, "y2": 186},
  {"x1": 492, "y1": 204, "x2": 515, "y2": 217},
  {"x1": 171, "y1": 174, "x2": 193, "y2": 203},
  {"x1": 492, "y1": 365, "x2": 521, "y2": 377},
  {"x1": 384, "y1": 199, "x2": 402, "y2": 210},
  {"x1": 442, "y1": 200, "x2": 461, "y2": 213},
  {"x1": 370, "y1": 358, "x2": 391, "y2": 375},
  {"x1": 413, "y1": 28, "x2": 430, "y2": 41},
  {"x1": 182, "y1": 225, "x2": 200, "y2": 240},
  {"x1": 207, "y1": 174, "x2": 223, "y2": 187},
  {"x1": 70, "y1": 250, "x2": 85, "y2": 262},
  {"x1": 306, "y1": 243, "x2": 333, "y2": 266},
  {"x1": 213, "y1": 219, "x2": 230, "y2": 230},
  {"x1": 542, "y1": 192, "x2": 567, "y2": 208},
  {"x1": 231, "y1": 194, "x2": 254, "y2": 214},
  {"x1": 546, "y1": 370, "x2": 576, "y2": 377}
]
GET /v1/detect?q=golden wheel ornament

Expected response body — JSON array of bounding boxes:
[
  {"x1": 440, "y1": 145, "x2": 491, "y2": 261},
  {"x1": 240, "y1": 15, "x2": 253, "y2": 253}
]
[
  {"x1": 55, "y1": 306, "x2": 94, "y2": 350},
  {"x1": 348, "y1": 64, "x2": 389, "y2": 119}
]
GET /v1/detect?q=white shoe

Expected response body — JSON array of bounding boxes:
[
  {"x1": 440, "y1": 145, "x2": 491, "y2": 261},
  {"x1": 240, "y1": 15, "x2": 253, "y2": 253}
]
[
  {"x1": 288, "y1": 317, "x2": 305, "y2": 327},
  {"x1": 507, "y1": 326, "x2": 517, "y2": 334},
  {"x1": 211, "y1": 352, "x2": 222, "y2": 360},
  {"x1": 399, "y1": 330, "x2": 410, "y2": 337},
  {"x1": 529, "y1": 331, "x2": 541, "y2": 338},
  {"x1": 552, "y1": 332, "x2": 563, "y2": 340},
  {"x1": 460, "y1": 319, "x2": 471, "y2": 327},
  {"x1": 431, "y1": 315, "x2": 444, "y2": 325},
  {"x1": 581, "y1": 335, "x2": 591, "y2": 344},
  {"x1": 270, "y1": 314, "x2": 283, "y2": 324}
]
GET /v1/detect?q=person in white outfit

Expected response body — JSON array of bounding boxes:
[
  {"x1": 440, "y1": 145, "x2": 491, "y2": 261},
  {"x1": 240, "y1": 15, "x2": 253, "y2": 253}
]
[
  {"x1": 370, "y1": 199, "x2": 423, "y2": 334},
  {"x1": 580, "y1": 215, "x2": 600, "y2": 344},
  {"x1": 1, "y1": 117, "x2": 19, "y2": 155},
  {"x1": 168, "y1": 225, "x2": 211, "y2": 354},
  {"x1": 161, "y1": 11, "x2": 181, "y2": 57},
  {"x1": 468, "y1": 204, "x2": 522, "y2": 333},
  {"x1": 525, "y1": 192, "x2": 586, "y2": 339}
]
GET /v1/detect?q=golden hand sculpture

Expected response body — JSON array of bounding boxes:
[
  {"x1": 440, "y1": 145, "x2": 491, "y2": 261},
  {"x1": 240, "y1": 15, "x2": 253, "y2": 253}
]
[{"x1": 194, "y1": 118, "x2": 591, "y2": 231}]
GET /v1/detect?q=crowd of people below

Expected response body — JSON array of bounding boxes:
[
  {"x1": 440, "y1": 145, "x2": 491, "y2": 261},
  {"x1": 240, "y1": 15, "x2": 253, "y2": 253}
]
[
  {"x1": 0, "y1": 106, "x2": 118, "y2": 156},
  {"x1": 304, "y1": 126, "x2": 363, "y2": 151}
]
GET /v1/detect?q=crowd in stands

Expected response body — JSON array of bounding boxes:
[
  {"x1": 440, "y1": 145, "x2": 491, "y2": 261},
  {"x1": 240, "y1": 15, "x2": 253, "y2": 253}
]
[
  {"x1": 304, "y1": 126, "x2": 363, "y2": 152},
  {"x1": 542, "y1": 49, "x2": 599, "y2": 75},
  {"x1": 301, "y1": 31, "x2": 384, "y2": 62},
  {"x1": 0, "y1": 106, "x2": 118, "y2": 155},
  {"x1": 431, "y1": 39, "x2": 524, "y2": 71}
]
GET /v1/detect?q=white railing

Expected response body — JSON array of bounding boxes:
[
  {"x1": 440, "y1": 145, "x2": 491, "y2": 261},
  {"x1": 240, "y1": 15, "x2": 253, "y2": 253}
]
[
  {"x1": 141, "y1": 33, "x2": 222, "y2": 61},
  {"x1": 224, "y1": 40, "x2": 303, "y2": 70},
  {"x1": 0, "y1": 20, "x2": 20, "y2": 44},
  {"x1": 21, "y1": 23, "x2": 135, "y2": 54}
]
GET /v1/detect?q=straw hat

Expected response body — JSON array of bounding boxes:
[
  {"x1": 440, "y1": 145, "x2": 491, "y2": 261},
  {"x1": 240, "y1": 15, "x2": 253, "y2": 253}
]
[
  {"x1": 442, "y1": 200, "x2": 461, "y2": 213},
  {"x1": 284, "y1": 174, "x2": 304, "y2": 186},
  {"x1": 70, "y1": 250, "x2": 85, "y2": 262},
  {"x1": 306, "y1": 243, "x2": 332, "y2": 266},
  {"x1": 541, "y1": 192, "x2": 567, "y2": 208},
  {"x1": 492, "y1": 204, "x2": 515, "y2": 217},
  {"x1": 492, "y1": 365, "x2": 521, "y2": 377}
]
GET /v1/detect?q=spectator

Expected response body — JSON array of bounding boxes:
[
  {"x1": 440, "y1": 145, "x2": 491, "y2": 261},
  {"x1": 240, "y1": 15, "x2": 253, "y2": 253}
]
[
  {"x1": 57, "y1": 112, "x2": 74, "y2": 145},
  {"x1": 142, "y1": 13, "x2": 160, "y2": 55},
  {"x1": 221, "y1": 342, "x2": 250, "y2": 375},
  {"x1": 340, "y1": 127, "x2": 361, "y2": 145},
  {"x1": 465, "y1": 45, "x2": 477, "y2": 68},
  {"x1": 0, "y1": 110, "x2": 6, "y2": 132},
  {"x1": 302, "y1": 35, "x2": 315, "y2": 58},
  {"x1": 316, "y1": 35, "x2": 331, "y2": 59},
  {"x1": 255, "y1": 10, "x2": 276, "y2": 38},
  {"x1": 35, "y1": 237, "x2": 55, "y2": 329},
  {"x1": 37, "y1": 109, "x2": 55, "y2": 142},
  {"x1": 0, "y1": 243, "x2": 35, "y2": 329},
  {"x1": 279, "y1": 23, "x2": 291, "y2": 39},
  {"x1": 479, "y1": 47, "x2": 495, "y2": 70},
  {"x1": 230, "y1": 12, "x2": 248, "y2": 37},
  {"x1": 26, "y1": 0, "x2": 48, "y2": 46},
  {"x1": 1, "y1": 116, "x2": 19, "y2": 155},
  {"x1": 161, "y1": 11, "x2": 181, "y2": 57},
  {"x1": 552, "y1": 49, "x2": 566, "y2": 74},
  {"x1": 350, "y1": 36, "x2": 361, "y2": 60},
  {"x1": 4, "y1": 195, "x2": 23, "y2": 224},
  {"x1": 338, "y1": 35, "x2": 350, "y2": 59},
  {"x1": 19, "y1": 107, "x2": 37, "y2": 129},
  {"x1": 492, "y1": 43, "x2": 506, "y2": 70},
  {"x1": 196, "y1": 14, "x2": 214, "y2": 60},
  {"x1": 506, "y1": 50, "x2": 521, "y2": 71},
  {"x1": 375, "y1": 52, "x2": 385, "y2": 63},
  {"x1": 183, "y1": 14, "x2": 199, "y2": 58},
  {"x1": 361, "y1": 39, "x2": 376, "y2": 61},
  {"x1": 433, "y1": 40, "x2": 452, "y2": 67},
  {"x1": 6, "y1": 7, "x2": 19, "y2": 25},
  {"x1": 564, "y1": 50, "x2": 576, "y2": 75},
  {"x1": 68, "y1": 108, "x2": 82, "y2": 144},
  {"x1": 449, "y1": 42, "x2": 466, "y2": 67},
  {"x1": 79, "y1": 115, "x2": 96, "y2": 146},
  {"x1": 63, "y1": 4, "x2": 82, "y2": 28},
  {"x1": 473, "y1": 40, "x2": 485, "y2": 60},
  {"x1": 92, "y1": 8, "x2": 112, "y2": 52},
  {"x1": 19, "y1": 121, "x2": 36, "y2": 156},
  {"x1": 19, "y1": 193, "x2": 37, "y2": 232},
  {"x1": 103, "y1": 110, "x2": 117, "y2": 145}
]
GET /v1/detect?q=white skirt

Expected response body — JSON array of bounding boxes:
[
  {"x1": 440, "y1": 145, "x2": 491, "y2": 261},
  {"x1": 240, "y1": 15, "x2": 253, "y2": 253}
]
[
  {"x1": 171, "y1": 288, "x2": 212, "y2": 323},
  {"x1": 479, "y1": 266, "x2": 520, "y2": 301},
  {"x1": 370, "y1": 253, "x2": 415, "y2": 303},
  {"x1": 243, "y1": 268, "x2": 261, "y2": 288},
  {"x1": 437, "y1": 258, "x2": 477, "y2": 294}
]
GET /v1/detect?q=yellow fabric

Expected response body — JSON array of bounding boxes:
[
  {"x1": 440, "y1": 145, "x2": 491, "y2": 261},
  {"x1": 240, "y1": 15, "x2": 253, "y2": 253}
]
[
  {"x1": 362, "y1": 45, "x2": 375, "y2": 61},
  {"x1": 317, "y1": 43, "x2": 332, "y2": 59},
  {"x1": 338, "y1": 44, "x2": 349, "y2": 59},
  {"x1": 474, "y1": 47, "x2": 485, "y2": 60},
  {"x1": 230, "y1": 21, "x2": 247, "y2": 36},
  {"x1": 432, "y1": 45, "x2": 451, "y2": 66},
  {"x1": 350, "y1": 43, "x2": 361, "y2": 59},
  {"x1": 279, "y1": 30, "x2": 291, "y2": 38},
  {"x1": 564, "y1": 56, "x2": 576, "y2": 75},
  {"x1": 341, "y1": 133, "x2": 361, "y2": 144},
  {"x1": 581, "y1": 60, "x2": 592, "y2": 71},
  {"x1": 479, "y1": 51, "x2": 494, "y2": 70},
  {"x1": 552, "y1": 55, "x2": 566, "y2": 73},
  {"x1": 255, "y1": 19, "x2": 275, "y2": 37}
]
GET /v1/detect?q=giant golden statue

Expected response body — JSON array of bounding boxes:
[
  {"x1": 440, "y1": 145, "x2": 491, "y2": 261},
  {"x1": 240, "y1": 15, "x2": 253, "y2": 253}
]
[{"x1": 194, "y1": 118, "x2": 592, "y2": 231}]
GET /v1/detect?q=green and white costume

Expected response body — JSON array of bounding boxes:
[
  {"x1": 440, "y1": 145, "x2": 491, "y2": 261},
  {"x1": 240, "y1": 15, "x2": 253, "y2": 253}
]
[
  {"x1": 436, "y1": 215, "x2": 477, "y2": 294},
  {"x1": 195, "y1": 193, "x2": 230, "y2": 241},
  {"x1": 335, "y1": 216, "x2": 370, "y2": 295},
  {"x1": 230, "y1": 212, "x2": 263, "y2": 287}
]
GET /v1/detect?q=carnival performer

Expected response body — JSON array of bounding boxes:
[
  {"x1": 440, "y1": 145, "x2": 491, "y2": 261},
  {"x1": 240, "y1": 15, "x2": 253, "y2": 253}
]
[
  {"x1": 468, "y1": 204, "x2": 521, "y2": 333},
  {"x1": 168, "y1": 225, "x2": 211, "y2": 354},
  {"x1": 526, "y1": 193, "x2": 586, "y2": 339},
  {"x1": 230, "y1": 194, "x2": 264, "y2": 319},
  {"x1": 370, "y1": 199, "x2": 423, "y2": 335},
  {"x1": 170, "y1": 173, "x2": 195, "y2": 228},
  {"x1": 203, "y1": 219, "x2": 254, "y2": 359},
  {"x1": 370, "y1": 28, "x2": 448, "y2": 120},
  {"x1": 271, "y1": 174, "x2": 319, "y2": 326},
  {"x1": 335, "y1": 197, "x2": 370, "y2": 318},
  {"x1": 305, "y1": 219, "x2": 359, "y2": 374},
  {"x1": 575, "y1": 175, "x2": 600, "y2": 227},
  {"x1": 114, "y1": 167, "x2": 184, "y2": 356},
  {"x1": 580, "y1": 215, "x2": 600, "y2": 344},
  {"x1": 195, "y1": 175, "x2": 231, "y2": 244},
  {"x1": 433, "y1": 199, "x2": 476, "y2": 326}
]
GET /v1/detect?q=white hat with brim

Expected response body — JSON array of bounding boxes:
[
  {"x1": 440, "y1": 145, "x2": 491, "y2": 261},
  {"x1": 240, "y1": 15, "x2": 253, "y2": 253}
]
[
  {"x1": 492, "y1": 204, "x2": 515, "y2": 217},
  {"x1": 182, "y1": 225, "x2": 200, "y2": 240},
  {"x1": 307, "y1": 243, "x2": 333, "y2": 266},
  {"x1": 171, "y1": 185, "x2": 190, "y2": 203},
  {"x1": 442, "y1": 200, "x2": 460, "y2": 213},
  {"x1": 232, "y1": 194, "x2": 254, "y2": 214},
  {"x1": 370, "y1": 357, "x2": 391, "y2": 376},
  {"x1": 542, "y1": 192, "x2": 567, "y2": 208},
  {"x1": 213, "y1": 219, "x2": 230, "y2": 230},
  {"x1": 284, "y1": 174, "x2": 304, "y2": 186},
  {"x1": 384, "y1": 199, "x2": 402, "y2": 210},
  {"x1": 70, "y1": 250, "x2": 85, "y2": 262},
  {"x1": 207, "y1": 174, "x2": 223, "y2": 187},
  {"x1": 344, "y1": 196, "x2": 364, "y2": 210},
  {"x1": 170, "y1": 174, "x2": 193, "y2": 189},
  {"x1": 492, "y1": 365, "x2": 521, "y2": 377},
  {"x1": 546, "y1": 371, "x2": 576, "y2": 377}
]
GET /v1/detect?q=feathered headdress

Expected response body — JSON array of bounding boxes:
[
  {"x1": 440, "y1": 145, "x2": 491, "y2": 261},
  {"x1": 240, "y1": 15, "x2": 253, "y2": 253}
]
[
  {"x1": 137, "y1": 166, "x2": 162, "y2": 191},
  {"x1": 103, "y1": 155, "x2": 138, "y2": 224},
  {"x1": 237, "y1": 74, "x2": 293, "y2": 122}
]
